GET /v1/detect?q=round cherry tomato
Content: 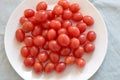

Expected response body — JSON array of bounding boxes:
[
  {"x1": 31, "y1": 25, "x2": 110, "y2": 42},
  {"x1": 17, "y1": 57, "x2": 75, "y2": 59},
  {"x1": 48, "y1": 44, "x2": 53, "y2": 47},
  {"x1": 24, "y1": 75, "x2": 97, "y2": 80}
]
[
  {"x1": 33, "y1": 62, "x2": 43, "y2": 73},
  {"x1": 53, "y1": 5, "x2": 63, "y2": 16},
  {"x1": 46, "y1": 10, "x2": 55, "y2": 20},
  {"x1": 19, "y1": 16, "x2": 28, "y2": 25},
  {"x1": 72, "y1": 12, "x2": 83, "y2": 22},
  {"x1": 65, "y1": 56, "x2": 75, "y2": 64},
  {"x1": 70, "y1": 3, "x2": 80, "y2": 13},
  {"x1": 30, "y1": 46, "x2": 39, "y2": 58},
  {"x1": 70, "y1": 38, "x2": 80, "y2": 49},
  {"x1": 68, "y1": 26, "x2": 80, "y2": 37},
  {"x1": 84, "y1": 42, "x2": 95, "y2": 53},
  {"x1": 54, "y1": 17, "x2": 63, "y2": 23},
  {"x1": 29, "y1": 16, "x2": 39, "y2": 25},
  {"x1": 50, "y1": 20, "x2": 61, "y2": 30},
  {"x1": 38, "y1": 51, "x2": 48, "y2": 62},
  {"x1": 49, "y1": 52, "x2": 60, "y2": 63},
  {"x1": 15, "y1": 29, "x2": 25, "y2": 42},
  {"x1": 35, "y1": 10, "x2": 48, "y2": 22},
  {"x1": 24, "y1": 57, "x2": 34, "y2": 67},
  {"x1": 74, "y1": 46, "x2": 84, "y2": 58},
  {"x1": 83, "y1": 16, "x2": 94, "y2": 26},
  {"x1": 33, "y1": 36, "x2": 46, "y2": 47},
  {"x1": 42, "y1": 30, "x2": 48, "y2": 40},
  {"x1": 58, "y1": 28, "x2": 67, "y2": 35},
  {"x1": 32, "y1": 25, "x2": 42, "y2": 37},
  {"x1": 76, "y1": 22, "x2": 87, "y2": 33},
  {"x1": 43, "y1": 42, "x2": 49, "y2": 50},
  {"x1": 47, "y1": 29, "x2": 57, "y2": 40},
  {"x1": 22, "y1": 21, "x2": 34, "y2": 33},
  {"x1": 24, "y1": 9, "x2": 35, "y2": 18},
  {"x1": 55, "y1": 62, "x2": 66, "y2": 73},
  {"x1": 36, "y1": 1, "x2": 47, "y2": 11},
  {"x1": 62, "y1": 20, "x2": 72, "y2": 29},
  {"x1": 45, "y1": 62, "x2": 55, "y2": 73},
  {"x1": 21, "y1": 46, "x2": 29, "y2": 58},
  {"x1": 24, "y1": 36, "x2": 33, "y2": 47},
  {"x1": 58, "y1": 0, "x2": 70, "y2": 9},
  {"x1": 62, "y1": 10, "x2": 72, "y2": 20},
  {"x1": 42, "y1": 21, "x2": 50, "y2": 29},
  {"x1": 60, "y1": 48, "x2": 71, "y2": 56},
  {"x1": 87, "y1": 31, "x2": 96, "y2": 42},
  {"x1": 57, "y1": 34, "x2": 70, "y2": 47},
  {"x1": 79, "y1": 34, "x2": 86, "y2": 45},
  {"x1": 76, "y1": 58, "x2": 86, "y2": 68}
]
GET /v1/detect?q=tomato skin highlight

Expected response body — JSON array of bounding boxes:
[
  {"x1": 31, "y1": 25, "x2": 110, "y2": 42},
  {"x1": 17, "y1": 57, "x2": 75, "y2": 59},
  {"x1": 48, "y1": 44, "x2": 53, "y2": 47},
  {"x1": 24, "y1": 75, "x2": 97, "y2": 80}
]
[{"x1": 15, "y1": 29, "x2": 25, "y2": 42}]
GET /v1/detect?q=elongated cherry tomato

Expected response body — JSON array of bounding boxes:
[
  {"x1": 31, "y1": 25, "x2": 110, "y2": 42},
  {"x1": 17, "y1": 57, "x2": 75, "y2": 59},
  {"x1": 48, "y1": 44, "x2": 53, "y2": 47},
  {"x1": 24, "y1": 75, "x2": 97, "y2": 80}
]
[
  {"x1": 53, "y1": 5, "x2": 63, "y2": 16},
  {"x1": 29, "y1": 16, "x2": 39, "y2": 25},
  {"x1": 50, "y1": 20, "x2": 61, "y2": 30},
  {"x1": 49, "y1": 52, "x2": 60, "y2": 63},
  {"x1": 68, "y1": 26, "x2": 80, "y2": 37},
  {"x1": 33, "y1": 36, "x2": 46, "y2": 46},
  {"x1": 74, "y1": 46, "x2": 84, "y2": 58},
  {"x1": 38, "y1": 51, "x2": 48, "y2": 62},
  {"x1": 62, "y1": 10, "x2": 72, "y2": 20},
  {"x1": 15, "y1": 29, "x2": 25, "y2": 42},
  {"x1": 36, "y1": 1, "x2": 47, "y2": 11},
  {"x1": 58, "y1": 28, "x2": 67, "y2": 35},
  {"x1": 55, "y1": 62, "x2": 66, "y2": 73},
  {"x1": 83, "y1": 15, "x2": 94, "y2": 26},
  {"x1": 32, "y1": 25, "x2": 42, "y2": 37},
  {"x1": 79, "y1": 34, "x2": 86, "y2": 45},
  {"x1": 19, "y1": 16, "x2": 28, "y2": 25},
  {"x1": 24, "y1": 36, "x2": 33, "y2": 47},
  {"x1": 70, "y1": 3, "x2": 80, "y2": 13},
  {"x1": 72, "y1": 12, "x2": 83, "y2": 22},
  {"x1": 76, "y1": 22, "x2": 87, "y2": 33},
  {"x1": 42, "y1": 21, "x2": 50, "y2": 29},
  {"x1": 65, "y1": 56, "x2": 75, "y2": 65},
  {"x1": 33, "y1": 62, "x2": 43, "y2": 73},
  {"x1": 47, "y1": 29, "x2": 57, "y2": 40},
  {"x1": 60, "y1": 48, "x2": 71, "y2": 56},
  {"x1": 46, "y1": 10, "x2": 55, "y2": 20},
  {"x1": 84, "y1": 42, "x2": 95, "y2": 53},
  {"x1": 87, "y1": 31, "x2": 96, "y2": 42},
  {"x1": 70, "y1": 38, "x2": 80, "y2": 49},
  {"x1": 62, "y1": 20, "x2": 72, "y2": 29},
  {"x1": 24, "y1": 9, "x2": 35, "y2": 18},
  {"x1": 43, "y1": 42, "x2": 49, "y2": 50},
  {"x1": 30, "y1": 46, "x2": 39, "y2": 58},
  {"x1": 42, "y1": 30, "x2": 48, "y2": 40},
  {"x1": 21, "y1": 46, "x2": 29, "y2": 58},
  {"x1": 24, "y1": 57, "x2": 34, "y2": 67},
  {"x1": 58, "y1": 0, "x2": 70, "y2": 9},
  {"x1": 45, "y1": 62, "x2": 55, "y2": 73},
  {"x1": 76, "y1": 58, "x2": 86, "y2": 68}
]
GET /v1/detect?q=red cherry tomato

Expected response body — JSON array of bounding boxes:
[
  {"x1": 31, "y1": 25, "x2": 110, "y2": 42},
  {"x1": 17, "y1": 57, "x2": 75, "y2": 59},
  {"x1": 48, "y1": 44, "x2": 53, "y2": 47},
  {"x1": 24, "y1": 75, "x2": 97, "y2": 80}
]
[
  {"x1": 58, "y1": 28, "x2": 67, "y2": 35},
  {"x1": 48, "y1": 40, "x2": 61, "y2": 52},
  {"x1": 62, "y1": 10, "x2": 72, "y2": 20},
  {"x1": 19, "y1": 16, "x2": 28, "y2": 25},
  {"x1": 15, "y1": 29, "x2": 25, "y2": 42},
  {"x1": 33, "y1": 62, "x2": 43, "y2": 73},
  {"x1": 54, "y1": 17, "x2": 63, "y2": 23},
  {"x1": 87, "y1": 31, "x2": 96, "y2": 42},
  {"x1": 24, "y1": 9, "x2": 35, "y2": 18},
  {"x1": 42, "y1": 21, "x2": 50, "y2": 29},
  {"x1": 70, "y1": 3, "x2": 80, "y2": 13},
  {"x1": 62, "y1": 20, "x2": 72, "y2": 29},
  {"x1": 46, "y1": 10, "x2": 55, "y2": 20},
  {"x1": 60, "y1": 48, "x2": 71, "y2": 56},
  {"x1": 22, "y1": 21, "x2": 34, "y2": 33},
  {"x1": 65, "y1": 56, "x2": 75, "y2": 64},
  {"x1": 47, "y1": 29, "x2": 57, "y2": 40},
  {"x1": 35, "y1": 10, "x2": 48, "y2": 22},
  {"x1": 45, "y1": 62, "x2": 55, "y2": 73},
  {"x1": 21, "y1": 46, "x2": 29, "y2": 58},
  {"x1": 72, "y1": 12, "x2": 83, "y2": 22},
  {"x1": 24, "y1": 36, "x2": 33, "y2": 47},
  {"x1": 76, "y1": 58, "x2": 86, "y2": 68},
  {"x1": 29, "y1": 16, "x2": 39, "y2": 25},
  {"x1": 84, "y1": 42, "x2": 95, "y2": 53},
  {"x1": 50, "y1": 20, "x2": 61, "y2": 30},
  {"x1": 38, "y1": 51, "x2": 48, "y2": 62},
  {"x1": 76, "y1": 22, "x2": 87, "y2": 33},
  {"x1": 49, "y1": 52, "x2": 60, "y2": 63},
  {"x1": 53, "y1": 5, "x2": 63, "y2": 16},
  {"x1": 68, "y1": 26, "x2": 80, "y2": 37},
  {"x1": 42, "y1": 30, "x2": 48, "y2": 40},
  {"x1": 83, "y1": 16, "x2": 94, "y2": 26},
  {"x1": 57, "y1": 34, "x2": 70, "y2": 47},
  {"x1": 30, "y1": 46, "x2": 39, "y2": 58},
  {"x1": 55, "y1": 62, "x2": 66, "y2": 73},
  {"x1": 79, "y1": 34, "x2": 86, "y2": 45},
  {"x1": 70, "y1": 38, "x2": 80, "y2": 49},
  {"x1": 33, "y1": 36, "x2": 46, "y2": 47},
  {"x1": 32, "y1": 25, "x2": 42, "y2": 37},
  {"x1": 74, "y1": 46, "x2": 84, "y2": 58},
  {"x1": 36, "y1": 1, "x2": 47, "y2": 11},
  {"x1": 43, "y1": 42, "x2": 49, "y2": 50},
  {"x1": 58, "y1": 0, "x2": 70, "y2": 9},
  {"x1": 24, "y1": 57, "x2": 34, "y2": 67}
]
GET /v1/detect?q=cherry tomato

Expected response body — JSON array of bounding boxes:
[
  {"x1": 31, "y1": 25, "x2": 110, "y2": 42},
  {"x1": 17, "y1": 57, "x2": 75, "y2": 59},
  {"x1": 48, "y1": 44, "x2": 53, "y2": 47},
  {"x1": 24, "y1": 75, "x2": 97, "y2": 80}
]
[
  {"x1": 22, "y1": 21, "x2": 34, "y2": 33},
  {"x1": 76, "y1": 58, "x2": 86, "y2": 68},
  {"x1": 45, "y1": 62, "x2": 55, "y2": 73},
  {"x1": 42, "y1": 30, "x2": 48, "y2": 40},
  {"x1": 33, "y1": 36, "x2": 46, "y2": 47},
  {"x1": 29, "y1": 16, "x2": 39, "y2": 25},
  {"x1": 60, "y1": 48, "x2": 71, "y2": 56},
  {"x1": 83, "y1": 16, "x2": 94, "y2": 26},
  {"x1": 47, "y1": 29, "x2": 57, "y2": 40},
  {"x1": 33, "y1": 62, "x2": 43, "y2": 73},
  {"x1": 70, "y1": 3, "x2": 80, "y2": 13},
  {"x1": 42, "y1": 21, "x2": 50, "y2": 29},
  {"x1": 15, "y1": 29, "x2": 25, "y2": 42},
  {"x1": 76, "y1": 22, "x2": 87, "y2": 33},
  {"x1": 24, "y1": 36, "x2": 33, "y2": 47},
  {"x1": 49, "y1": 52, "x2": 60, "y2": 63},
  {"x1": 68, "y1": 26, "x2": 80, "y2": 37},
  {"x1": 36, "y1": 1, "x2": 47, "y2": 11},
  {"x1": 57, "y1": 34, "x2": 70, "y2": 47},
  {"x1": 48, "y1": 40, "x2": 61, "y2": 52},
  {"x1": 24, "y1": 9, "x2": 35, "y2": 18},
  {"x1": 74, "y1": 46, "x2": 84, "y2": 58},
  {"x1": 35, "y1": 10, "x2": 48, "y2": 22},
  {"x1": 43, "y1": 42, "x2": 49, "y2": 50},
  {"x1": 58, "y1": 28, "x2": 67, "y2": 35},
  {"x1": 30, "y1": 46, "x2": 39, "y2": 58},
  {"x1": 32, "y1": 25, "x2": 42, "y2": 37},
  {"x1": 72, "y1": 12, "x2": 83, "y2": 22},
  {"x1": 55, "y1": 62, "x2": 66, "y2": 73},
  {"x1": 53, "y1": 5, "x2": 63, "y2": 16},
  {"x1": 21, "y1": 46, "x2": 29, "y2": 58},
  {"x1": 87, "y1": 31, "x2": 96, "y2": 42},
  {"x1": 54, "y1": 17, "x2": 63, "y2": 23},
  {"x1": 70, "y1": 38, "x2": 80, "y2": 49},
  {"x1": 62, "y1": 20, "x2": 72, "y2": 29},
  {"x1": 62, "y1": 10, "x2": 72, "y2": 20},
  {"x1": 84, "y1": 42, "x2": 95, "y2": 53},
  {"x1": 19, "y1": 16, "x2": 28, "y2": 25},
  {"x1": 46, "y1": 10, "x2": 55, "y2": 20},
  {"x1": 24, "y1": 57, "x2": 34, "y2": 67},
  {"x1": 58, "y1": 0, "x2": 70, "y2": 9},
  {"x1": 79, "y1": 34, "x2": 86, "y2": 45},
  {"x1": 50, "y1": 20, "x2": 61, "y2": 30},
  {"x1": 65, "y1": 56, "x2": 75, "y2": 64},
  {"x1": 38, "y1": 51, "x2": 48, "y2": 62}
]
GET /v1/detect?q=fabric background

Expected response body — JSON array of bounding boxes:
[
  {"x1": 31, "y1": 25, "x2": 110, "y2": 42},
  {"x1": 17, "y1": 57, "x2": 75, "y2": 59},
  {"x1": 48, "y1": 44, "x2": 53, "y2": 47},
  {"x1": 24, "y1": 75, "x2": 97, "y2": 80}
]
[{"x1": 0, "y1": 0, "x2": 120, "y2": 80}]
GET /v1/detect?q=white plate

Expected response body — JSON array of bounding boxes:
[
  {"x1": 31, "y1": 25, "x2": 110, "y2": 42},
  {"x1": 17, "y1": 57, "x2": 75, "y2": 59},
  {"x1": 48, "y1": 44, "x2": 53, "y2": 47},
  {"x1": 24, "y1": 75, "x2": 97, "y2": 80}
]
[{"x1": 4, "y1": 0, "x2": 108, "y2": 80}]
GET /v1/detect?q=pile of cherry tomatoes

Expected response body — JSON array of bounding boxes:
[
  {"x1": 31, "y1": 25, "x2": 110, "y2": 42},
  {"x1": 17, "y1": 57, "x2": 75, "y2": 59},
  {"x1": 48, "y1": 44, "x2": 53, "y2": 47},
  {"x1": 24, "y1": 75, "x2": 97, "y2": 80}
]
[{"x1": 15, "y1": 0, "x2": 96, "y2": 74}]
